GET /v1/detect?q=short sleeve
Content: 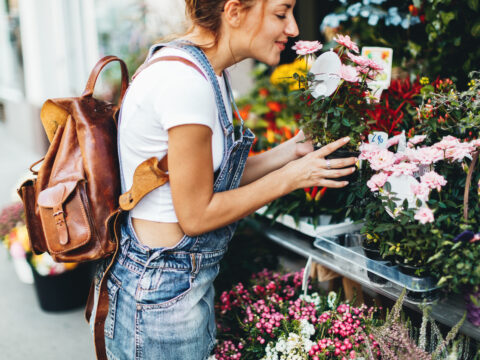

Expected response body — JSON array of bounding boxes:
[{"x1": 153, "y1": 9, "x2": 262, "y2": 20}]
[{"x1": 152, "y1": 62, "x2": 216, "y2": 132}]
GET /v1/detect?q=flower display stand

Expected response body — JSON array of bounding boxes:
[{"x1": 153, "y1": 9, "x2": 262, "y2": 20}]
[
  {"x1": 256, "y1": 206, "x2": 363, "y2": 238},
  {"x1": 251, "y1": 215, "x2": 480, "y2": 341}
]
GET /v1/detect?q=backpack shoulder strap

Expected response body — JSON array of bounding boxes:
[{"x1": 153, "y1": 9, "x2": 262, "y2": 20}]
[{"x1": 132, "y1": 56, "x2": 207, "y2": 81}]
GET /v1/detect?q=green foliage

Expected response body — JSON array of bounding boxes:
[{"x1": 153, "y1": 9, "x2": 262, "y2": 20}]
[{"x1": 324, "y1": 1, "x2": 480, "y2": 86}]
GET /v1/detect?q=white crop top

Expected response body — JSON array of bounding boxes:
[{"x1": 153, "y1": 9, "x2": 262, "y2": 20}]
[{"x1": 118, "y1": 47, "x2": 233, "y2": 223}]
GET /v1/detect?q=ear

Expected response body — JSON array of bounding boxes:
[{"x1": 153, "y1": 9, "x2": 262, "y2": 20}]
[{"x1": 223, "y1": 0, "x2": 244, "y2": 28}]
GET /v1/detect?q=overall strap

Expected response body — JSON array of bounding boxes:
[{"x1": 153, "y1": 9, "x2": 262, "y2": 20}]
[{"x1": 165, "y1": 41, "x2": 235, "y2": 139}]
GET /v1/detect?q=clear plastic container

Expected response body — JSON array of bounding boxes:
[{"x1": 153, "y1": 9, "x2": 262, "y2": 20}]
[{"x1": 313, "y1": 234, "x2": 443, "y2": 303}]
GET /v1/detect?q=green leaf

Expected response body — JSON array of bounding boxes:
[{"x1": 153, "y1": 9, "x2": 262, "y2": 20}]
[
  {"x1": 471, "y1": 20, "x2": 480, "y2": 37},
  {"x1": 468, "y1": 0, "x2": 479, "y2": 11},
  {"x1": 440, "y1": 12, "x2": 455, "y2": 27},
  {"x1": 384, "y1": 182, "x2": 392, "y2": 193},
  {"x1": 427, "y1": 251, "x2": 443, "y2": 263},
  {"x1": 437, "y1": 276, "x2": 452, "y2": 286},
  {"x1": 341, "y1": 118, "x2": 351, "y2": 127}
]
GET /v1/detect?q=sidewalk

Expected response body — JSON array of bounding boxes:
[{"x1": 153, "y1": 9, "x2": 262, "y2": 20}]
[{"x1": 0, "y1": 124, "x2": 95, "y2": 359}]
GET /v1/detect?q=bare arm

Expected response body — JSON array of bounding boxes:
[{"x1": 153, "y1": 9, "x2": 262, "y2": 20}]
[
  {"x1": 168, "y1": 125, "x2": 356, "y2": 236},
  {"x1": 240, "y1": 130, "x2": 313, "y2": 186}
]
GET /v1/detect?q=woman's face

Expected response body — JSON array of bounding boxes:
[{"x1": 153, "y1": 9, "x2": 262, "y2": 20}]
[{"x1": 237, "y1": 0, "x2": 299, "y2": 66}]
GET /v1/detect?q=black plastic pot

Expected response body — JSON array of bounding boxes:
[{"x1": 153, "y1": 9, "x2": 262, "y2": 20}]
[
  {"x1": 405, "y1": 288, "x2": 441, "y2": 303},
  {"x1": 395, "y1": 258, "x2": 428, "y2": 277},
  {"x1": 326, "y1": 149, "x2": 360, "y2": 183},
  {"x1": 30, "y1": 262, "x2": 93, "y2": 312},
  {"x1": 362, "y1": 242, "x2": 388, "y2": 285},
  {"x1": 362, "y1": 242, "x2": 383, "y2": 261}
]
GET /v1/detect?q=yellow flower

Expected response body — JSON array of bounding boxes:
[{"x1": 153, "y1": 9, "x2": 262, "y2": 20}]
[
  {"x1": 270, "y1": 58, "x2": 310, "y2": 90},
  {"x1": 266, "y1": 129, "x2": 276, "y2": 143},
  {"x1": 420, "y1": 76, "x2": 430, "y2": 85}
]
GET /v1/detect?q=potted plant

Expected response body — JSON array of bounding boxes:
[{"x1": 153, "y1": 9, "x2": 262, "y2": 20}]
[
  {"x1": 27, "y1": 252, "x2": 92, "y2": 312},
  {"x1": 290, "y1": 36, "x2": 381, "y2": 158},
  {"x1": 1, "y1": 203, "x2": 93, "y2": 311}
]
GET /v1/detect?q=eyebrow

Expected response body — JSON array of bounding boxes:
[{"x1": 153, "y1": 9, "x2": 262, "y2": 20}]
[{"x1": 281, "y1": 4, "x2": 292, "y2": 9}]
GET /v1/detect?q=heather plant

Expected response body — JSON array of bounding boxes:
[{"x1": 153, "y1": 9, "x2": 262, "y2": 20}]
[
  {"x1": 0, "y1": 202, "x2": 24, "y2": 239},
  {"x1": 370, "y1": 290, "x2": 469, "y2": 360}
]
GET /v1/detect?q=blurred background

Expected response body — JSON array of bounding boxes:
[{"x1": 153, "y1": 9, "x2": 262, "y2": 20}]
[{"x1": 1, "y1": 0, "x2": 479, "y2": 358}]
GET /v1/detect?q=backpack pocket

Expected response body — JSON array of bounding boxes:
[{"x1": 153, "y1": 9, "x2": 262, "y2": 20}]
[
  {"x1": 17, "y1": 179, "x2": 48, "y2": 255},
  {"x1": 37, "y1": 180, "x2": 95, "y2": 255}
]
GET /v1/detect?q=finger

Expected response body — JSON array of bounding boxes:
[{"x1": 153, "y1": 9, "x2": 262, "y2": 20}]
[
  {"x1": 314, "y1": 137, "x2": 350, "y2": 158},
  {"x1": 322, "y1": 157, "x2": 357, "y2": 169},
  {"x1": 317, "y1": 179, "x2": 350, "y2": 188},
  {"x1": 321, "y1": 167, "x2": 356, "y2": 179}
]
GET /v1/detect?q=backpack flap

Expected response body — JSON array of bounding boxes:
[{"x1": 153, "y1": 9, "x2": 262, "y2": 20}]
[{"x1": 37, "y1": 180, "x2": 92, "y2": 255}]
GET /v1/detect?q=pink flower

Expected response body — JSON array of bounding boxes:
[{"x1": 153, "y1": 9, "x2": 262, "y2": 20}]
[
  {"x1": 333, "y1": 34, "x2": 359, "y2": 53},
  {"x1": 368, "y1": 149, "x2": 396, "y2": 171},
  {"x1": 433, "y1": 135, "x2": 460, "y2": 150},
  {"x1": 347, "y1": 52, "x2": 370, "y2": 66},
  {"x1": 359, "y1": 143, "x2": 381, "y2": 160},
  {"x1": 411, "y1": 182, "x2": 430, "y2": 201},
  {"x1": 367, "y1": 59, "x2": 383, "y2": 71},
  {"x1": 292, "y1": 40, "x2": 323, "y2": 56},
  {"x1": 340, "y1": 64, "x2": 359, "y2": 83},
  {"x1": 367, "y1": 172, "x2": 389, "y2": 191},
  {"x1": 406, "y1": 147, "x2": 444, "y2": 165},
  {"x1": 394, "y1": 152, "x2": 409, "y2": 163},
  {"x1": 445, "y1": 142, "x2": 475, "y2": 161},
  {"x1": 420, "y1": 171, "x2": 447, "y2": 191},
  {"x1": 9, "y1": 241, "x2": 26, "y2": 259},
  {"x1": 386, "y1": 134, "x2": 402, "y2": 149},
  {"x1": 414, "y1": 207, "x2": 435, "y2": 224},
  {"x1": 470, "y1": 139, "x2": 480, "y2": 148},
  {"x1": 387, "y1": 162, "x2": 419, "y2": 177},
  {"x1": 408, "y1": 135, "x2": 427, "y2": 146}
]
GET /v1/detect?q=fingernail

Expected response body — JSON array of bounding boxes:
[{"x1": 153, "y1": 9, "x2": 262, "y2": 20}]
[
  {"x1": 344, "y1": 181, "x2": 349, "y2": 185},
  {"x1": 344, "y1": 137, "x2": 350, "y2": 143},
  {"x1": 351, "y1": 168, "x2": 356, "y2": 173}
]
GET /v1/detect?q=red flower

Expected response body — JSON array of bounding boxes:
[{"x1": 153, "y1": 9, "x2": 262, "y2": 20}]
[
  {"x1": 408, "y1": 4, "x2": 419, "y2": 16},
  {"x1": 267, "y1": 101, "x2": 283, "y2": 113},
  {"x1": 258, "y1": 88, "x2": 269, "y2": 98},
  {"x1": 366, "y1": 78, "x2": 421, "y2": 135}
]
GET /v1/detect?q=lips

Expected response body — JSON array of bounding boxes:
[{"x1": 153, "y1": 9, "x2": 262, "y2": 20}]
[{"x1": 276, "y1": 41, "x2": 287, "y2": 51}]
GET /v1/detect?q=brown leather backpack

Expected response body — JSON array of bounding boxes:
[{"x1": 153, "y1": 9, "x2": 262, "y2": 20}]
[{"x1": 17, "y1": 54, "x2": 206, "y2": 359}]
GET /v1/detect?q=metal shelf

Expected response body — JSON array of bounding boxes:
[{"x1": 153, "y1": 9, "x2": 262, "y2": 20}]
[{"x1": 252, "y1": 216, "x2": 480, "y2": 341}]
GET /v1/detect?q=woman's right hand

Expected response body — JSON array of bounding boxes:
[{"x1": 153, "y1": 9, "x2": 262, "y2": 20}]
[{"x1": 283, "y1": 136, "x2": 357, "y2": 191}]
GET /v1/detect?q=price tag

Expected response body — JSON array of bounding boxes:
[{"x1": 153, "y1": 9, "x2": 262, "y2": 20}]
[{"x1": 368, "y1": 131, "x2": 388, "y2": 148}]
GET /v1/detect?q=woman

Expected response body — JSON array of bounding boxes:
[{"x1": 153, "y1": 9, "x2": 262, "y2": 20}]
[{"x1": 93, "y1": 0, "x2": 357, "y2": 359}]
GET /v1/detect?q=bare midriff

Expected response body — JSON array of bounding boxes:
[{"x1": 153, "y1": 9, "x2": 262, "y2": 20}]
[{"x1": 132, "y1": 218, "x2": 185, "y2": 248}]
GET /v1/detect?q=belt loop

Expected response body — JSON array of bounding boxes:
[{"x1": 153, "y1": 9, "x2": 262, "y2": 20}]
[{"x1": 190, "y1": 253, "x2": 201, "y2": 278}]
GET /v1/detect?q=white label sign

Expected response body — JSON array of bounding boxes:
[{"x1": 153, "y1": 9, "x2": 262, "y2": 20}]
[{"x1": 368, "y1": 131, "x2": 388, "y2": 148}]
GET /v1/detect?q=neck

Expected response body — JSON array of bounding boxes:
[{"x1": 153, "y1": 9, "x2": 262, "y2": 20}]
[{"x1": 183, "y1": 29, "x2": 245, "y2": 76}]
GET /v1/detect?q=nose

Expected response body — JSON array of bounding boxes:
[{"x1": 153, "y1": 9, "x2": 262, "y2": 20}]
[{"x1": 285, "y1": 14, "x2": 299, "y2": 38}]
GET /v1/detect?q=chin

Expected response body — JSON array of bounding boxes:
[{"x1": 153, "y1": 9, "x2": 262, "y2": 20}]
[{"x1": 259, "y1": 54, "x2": 281, "y2": 67}]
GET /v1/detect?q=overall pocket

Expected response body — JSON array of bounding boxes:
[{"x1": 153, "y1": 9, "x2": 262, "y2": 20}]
[{"x1": 136, "y1": 267, "x2": 193, "y2": 309}]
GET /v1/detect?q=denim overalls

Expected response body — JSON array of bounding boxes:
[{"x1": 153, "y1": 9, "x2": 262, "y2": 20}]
[{"x1": 91, "y1": 42, "x2": 255, "y2": 360}]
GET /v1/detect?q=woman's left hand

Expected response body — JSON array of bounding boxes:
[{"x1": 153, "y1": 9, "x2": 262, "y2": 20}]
[{"x1": 293, "y1": 130, "x2": 314, "y2": 158}]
